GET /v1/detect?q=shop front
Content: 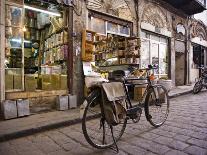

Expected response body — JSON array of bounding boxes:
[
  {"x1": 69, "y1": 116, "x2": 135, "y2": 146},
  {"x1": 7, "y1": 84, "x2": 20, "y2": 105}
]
[
  {"x1": 140, "y1": 3, "x2": 172, "y2": 81},
  {"x1": 189, "y1": 20, "x2": 207, "y2": 83},
  {"x1": 1, "y1": 0, "x2": 73, "y2": 118}
]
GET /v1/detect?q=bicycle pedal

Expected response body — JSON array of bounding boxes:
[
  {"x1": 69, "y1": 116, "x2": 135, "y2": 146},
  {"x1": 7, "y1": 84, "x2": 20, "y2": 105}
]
[{"x1": 127, "y1": 106, "x2": 142, "y2": 119}]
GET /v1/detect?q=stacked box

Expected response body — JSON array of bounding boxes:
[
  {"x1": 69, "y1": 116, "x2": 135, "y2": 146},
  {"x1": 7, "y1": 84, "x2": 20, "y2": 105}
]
[
  {"x1": 2, "y1": 100, "x2": 17, "y2": 119},
  {"x1": 5, "y1": 74, "x2": 13, "y2": 90},
  {"x1": 134, "y1": 86, "x2": 146, "y2": 101},
  {"x1": 25, "y1": 75, "x2": 37, "y2": 91},
  {"x1": 60, "y1": 75, "x2": 67, "y2": 90},
  {"x1": 69, "y1": 94, "x2": 77, "y2": 109},
  {"x1": 42, "y1": 74, "x2": 52, "y2": 90},
  {"x1": 56, "y1": 95, "x2": 69, "y2": 110},
  {"x1": 17, "y1": 99, "x2": 30, "y2": 117},
  {"x1": 13, "y1": 74, "x2": 22, "y2": 89},
  {"x1": 51, "y1": 74, "x2": 61, "y2": 90}
]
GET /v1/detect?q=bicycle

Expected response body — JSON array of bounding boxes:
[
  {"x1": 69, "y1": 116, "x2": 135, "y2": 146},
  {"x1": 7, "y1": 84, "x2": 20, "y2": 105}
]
[
  {"x1": 81, "y1": 65, "x2": 170, "y2": 151},
  {"x1": 193, "y1": 66, "x2": 207, "y2": 94}
]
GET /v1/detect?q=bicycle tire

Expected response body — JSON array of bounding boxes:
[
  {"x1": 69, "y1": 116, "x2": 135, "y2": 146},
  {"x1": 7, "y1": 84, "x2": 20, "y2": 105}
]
[
  {"x1": 144, "y1": 84, "x2": 169, "y2": 127},
  {"x1": 193, "y1": 81, "x2": 203, "y2": 94},
  {"x1": 82, "y1": 89, "x2": 127, "y2": 149}
]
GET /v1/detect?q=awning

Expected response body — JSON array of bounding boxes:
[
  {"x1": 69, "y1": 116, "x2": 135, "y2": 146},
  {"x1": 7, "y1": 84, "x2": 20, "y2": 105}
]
[{"x1": 165, "y1": 0, "x2": 206, "y2": 15}]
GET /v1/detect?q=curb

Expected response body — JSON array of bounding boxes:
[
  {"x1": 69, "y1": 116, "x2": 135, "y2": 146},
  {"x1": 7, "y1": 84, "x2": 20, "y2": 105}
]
[
  {"x1": 0, "y1": 89, "x2": 196, "y2": 142},
  {"x1": 0, "y1": 117, "x2": 82, "y2": 142},
  {"x1": 169, "y1": 90, "x2": 193, "y2": 99}
]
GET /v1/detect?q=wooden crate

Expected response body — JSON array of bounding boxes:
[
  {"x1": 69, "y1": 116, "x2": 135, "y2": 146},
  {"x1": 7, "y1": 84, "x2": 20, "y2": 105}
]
[{"x1": 134, "y1": 86, "x2": 146, "y2": 101}]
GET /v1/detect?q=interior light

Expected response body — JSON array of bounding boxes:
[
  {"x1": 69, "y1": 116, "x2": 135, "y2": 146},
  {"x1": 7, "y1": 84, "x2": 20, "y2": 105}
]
[
  {"x1": 23, "y1": 26, "x2": 27, "y2": 32},
  {"x1": 24, "y1": 40, "x2": 31, "y2": 43},
  {"x1": 24, "y1": 5, "x2": 61, "y2": 17}
]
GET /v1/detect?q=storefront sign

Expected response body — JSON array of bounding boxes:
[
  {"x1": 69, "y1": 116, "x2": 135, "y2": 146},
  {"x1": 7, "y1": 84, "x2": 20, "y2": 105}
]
[
  {"x1": 141, "y1": 22, "x2": 172, "y2": 37},
  {"x1": 191, "y1": 37, "x2": 207, "y2": 47}
]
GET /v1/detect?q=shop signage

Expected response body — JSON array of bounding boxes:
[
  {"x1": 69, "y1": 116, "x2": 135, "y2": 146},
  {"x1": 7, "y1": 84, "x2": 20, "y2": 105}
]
[
  {"x1": 191, "y1": 37, "x2": 207, "y2": 47},
  {"x1": 141, "y1": 22, "x2": 172, "y2": 37}
]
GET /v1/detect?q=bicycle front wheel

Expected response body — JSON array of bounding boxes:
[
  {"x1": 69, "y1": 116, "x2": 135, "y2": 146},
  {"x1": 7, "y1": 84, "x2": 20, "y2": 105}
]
[
  {"x1": 82, "y1": 89, "x2": 127, "y2": 149},
  {"x1": 193, "y1": 81, "x2": 203, "y2": 94},
  {"x1": 144, "y1": 85, "x2": 169, "y2": 127}
]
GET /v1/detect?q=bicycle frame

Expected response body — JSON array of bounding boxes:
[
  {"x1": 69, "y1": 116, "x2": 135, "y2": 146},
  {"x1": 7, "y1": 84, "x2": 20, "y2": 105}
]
[{"x1": 122, "y1": 70, "x2": 156, "y2": 109}]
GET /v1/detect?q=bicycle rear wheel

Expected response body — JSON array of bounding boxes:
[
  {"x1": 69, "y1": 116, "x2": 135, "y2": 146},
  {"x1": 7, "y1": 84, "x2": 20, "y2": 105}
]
[
  {"x1": 82, "y1": 89, "x2": 127, "y2": 149},
  {"x1": 144, "y1": 85, "x2": 169, "y2": 127}
]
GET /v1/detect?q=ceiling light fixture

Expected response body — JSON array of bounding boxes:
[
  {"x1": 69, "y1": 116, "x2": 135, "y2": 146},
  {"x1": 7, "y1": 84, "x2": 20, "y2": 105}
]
[{"x1": 24, "y1": 5, "x2": 61, "y2": 17}]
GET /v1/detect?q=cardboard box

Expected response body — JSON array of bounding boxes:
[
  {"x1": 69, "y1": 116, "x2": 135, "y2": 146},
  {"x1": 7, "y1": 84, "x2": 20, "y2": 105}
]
[
  {"x1": 2, "y1": 100, "x2": 17, "y2": 119},
  {"x1": 51, "y1": 74, "x2": 61, "y2": 90},
  {"x1": 5, "y1": 74, "x2": 13, "y2": 90},
  {"x1": 17, "y1": 99, "x2": 30, "y2": 117},
  {"x1": 25, "y1": 75, "x2": 37, "y2": 91},
  {"x1": 69, "y1": 94, "x2": 77, "y2": 109},
  {"x1": 13, "y1": 74, "x2": 22, "y2": 90},
  {"x1": 56, "y1": 95, "x2": 69, "y2": 110},
  {"x1": 134, "y1": 86, "x2": 146, "y2": 101},
  {"x1": 60, "y1": 75, "x2": 67, "y2": 90}
]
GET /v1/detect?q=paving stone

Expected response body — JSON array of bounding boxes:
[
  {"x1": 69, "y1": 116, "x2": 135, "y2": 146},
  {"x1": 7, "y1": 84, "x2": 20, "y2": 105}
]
[
  {"x1": 47, "y1": 150, "x2": 71, "y2": 155},
  {"x1": 167, "y1": 140, "x2": 189, "y2": 151},
  {"x1": 187, "y1": 138, "x2": 207, "y2": 149},
  {"x1": 45, "y1": 130, "x2": 73, "y2": 145},
  {"x1": 16, "y1": 149, "x2": 45, "y2": 155},
  {"x1": 118, "y1": 141, "x2": 147, "y2": 155},
  {"x1": 184, "y1": 145, "x2": 207, "y2": 155},
  {"x1": 165, "y1": 150, "x2": 188, "y2": 155},
  {"x1": 34, "y1": 141, "x2": 62, "y2": 154},
  {"x1": 173, "y1": 134, "x2": 191, "y2": 142},
  {"x1": 153, "y1": 136, "x2": 173, "y2": 145},
  {"x1": 139, "y1": 132, "x2": 160, "y2": 140},
  {"x1": 0, "y1": 148, "x2": 17, "y2": 155}
]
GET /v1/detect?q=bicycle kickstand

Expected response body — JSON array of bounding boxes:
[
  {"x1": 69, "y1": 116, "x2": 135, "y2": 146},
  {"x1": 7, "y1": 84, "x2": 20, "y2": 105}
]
[{"x1": 110, "y1": 125, "x2": 119, "y2": 153}]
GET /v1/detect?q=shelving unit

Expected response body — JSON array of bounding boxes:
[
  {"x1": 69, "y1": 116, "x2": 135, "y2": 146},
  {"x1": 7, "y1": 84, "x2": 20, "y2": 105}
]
[{"x1": 5, "y1": 2, "x2": 24, "y2": 91}]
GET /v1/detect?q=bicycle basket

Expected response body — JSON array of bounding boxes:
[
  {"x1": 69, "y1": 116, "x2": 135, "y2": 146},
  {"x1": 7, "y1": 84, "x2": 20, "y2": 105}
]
[{"x1": 102, "y1": 82, "x2": 127, "y2": 126}]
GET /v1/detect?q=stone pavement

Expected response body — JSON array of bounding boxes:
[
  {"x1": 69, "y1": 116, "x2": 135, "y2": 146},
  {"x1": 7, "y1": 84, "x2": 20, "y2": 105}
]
[
  {"x1": 0, "y1": 91, "x2": 207, "y2": 155},
  {"x1": 0, "y1": 84, "x2": 205, "y2": 142}
]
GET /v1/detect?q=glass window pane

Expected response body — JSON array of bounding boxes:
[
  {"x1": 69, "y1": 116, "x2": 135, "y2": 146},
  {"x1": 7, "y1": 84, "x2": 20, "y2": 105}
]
[
  {"x1": 160, "y1": 37, "x2": 168, "y2": 43},
  {"x1": 151, "y1": 43, "x2": 159, "y2": 74},
  {"x1": 159, "y1": 44, "x2": 168, "y2": 75},
  {"x1": 141, "y1": 40, "x2": 150, "y2": 68},
  {"x1": 151, "y1": 35, "x2": 160, "y2": 42},
  {"x1": 6, "y1": 6, "x2": 22, "y2": 27},
  {"x1": 119, "y1": 25, "x2": 130, "y2": 36},
  {"x1": 141, "y1": 31, "x2": 150, "y2": 38},
  {"x1": 107, "y1": 22, "x2": 118, "y2": 34},
  {"x1": 90, "y1": 17, "x2": 106, "y2": 35}
]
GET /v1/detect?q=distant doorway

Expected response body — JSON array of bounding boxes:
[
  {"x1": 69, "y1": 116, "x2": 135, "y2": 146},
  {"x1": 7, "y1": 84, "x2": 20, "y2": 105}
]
[{"x1": 175, "y1": 40, "x2": 186, "y2": 86}]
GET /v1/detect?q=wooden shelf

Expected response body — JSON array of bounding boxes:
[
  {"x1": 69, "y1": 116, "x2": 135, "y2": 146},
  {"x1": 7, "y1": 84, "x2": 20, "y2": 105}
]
[
  {"x1": 45, "y1": 27, "x2": 68, "y2": 40},
  {"x1": 99, "y1": 64, "x2": 139, "y2": 67},
  {"x1": 5, "y1": 25, "x2": 22, "y2": 28}
]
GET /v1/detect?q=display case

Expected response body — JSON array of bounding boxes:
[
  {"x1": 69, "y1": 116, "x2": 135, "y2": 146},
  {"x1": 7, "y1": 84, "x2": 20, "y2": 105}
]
[{"x1": 5, "y1": 3, "x2": 24, "y2": 91}]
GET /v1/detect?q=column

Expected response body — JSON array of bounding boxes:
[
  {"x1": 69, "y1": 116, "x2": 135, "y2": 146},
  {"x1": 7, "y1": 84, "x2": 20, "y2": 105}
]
[{"x1": 0, "y1": 0, "x2": 5, "y2": 103}]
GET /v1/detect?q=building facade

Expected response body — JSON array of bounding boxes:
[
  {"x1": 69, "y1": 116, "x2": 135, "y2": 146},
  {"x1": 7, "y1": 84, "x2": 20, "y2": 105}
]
[{"x1": 0, "y1": 0, "x2": 206, "y2": 118}]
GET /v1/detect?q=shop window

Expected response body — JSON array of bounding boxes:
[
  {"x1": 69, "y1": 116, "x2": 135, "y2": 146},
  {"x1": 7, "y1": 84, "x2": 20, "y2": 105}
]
[
  {"x1": 5, "y1": 2, "x2": 68, "y2": 92},
  {"x1": 88, "y1": 16, "x2": 130, "y2": 37},
  {"x1": 141, "y1": 31, "x2": 168, "y2": 77},
  {"x1": 107, "y1": 22, "x2": 118, "y2": 34},
  {"x1": 89, "y1": 17, "x2": 106, "y2": 35}
]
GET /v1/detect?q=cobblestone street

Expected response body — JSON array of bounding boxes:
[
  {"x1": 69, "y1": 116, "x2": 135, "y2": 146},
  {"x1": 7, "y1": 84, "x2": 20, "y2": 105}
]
[{"x1": 0, "y1": 92, "x2": 207, "y2": 155}]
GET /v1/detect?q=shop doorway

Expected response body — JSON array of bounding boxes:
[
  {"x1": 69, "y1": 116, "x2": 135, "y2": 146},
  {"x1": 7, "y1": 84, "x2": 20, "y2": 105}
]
[
  {"x1": 193, "y1": 44, "x2": 206, "y2": 76},
  {"x1": 175, "y1": 40, "x2": 186, "y2": 86}
]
